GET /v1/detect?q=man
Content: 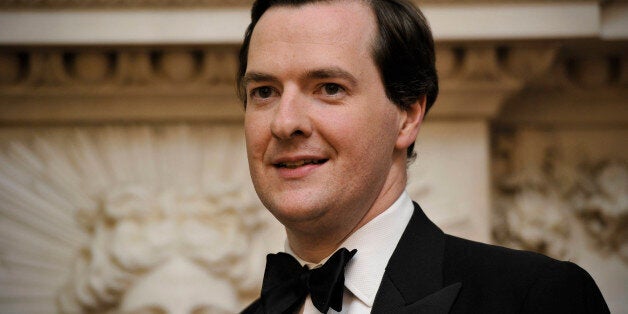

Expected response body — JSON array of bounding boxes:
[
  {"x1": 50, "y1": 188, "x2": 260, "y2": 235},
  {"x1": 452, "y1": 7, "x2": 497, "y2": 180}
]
[{"x1": 237, "y1": 0, "x2": 609, "y2": 313}]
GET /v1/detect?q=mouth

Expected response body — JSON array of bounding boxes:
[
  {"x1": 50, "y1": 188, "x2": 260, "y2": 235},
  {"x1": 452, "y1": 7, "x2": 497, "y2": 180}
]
[{"x1": 274, "y1": 159, "x2": 328, "y2": 169}]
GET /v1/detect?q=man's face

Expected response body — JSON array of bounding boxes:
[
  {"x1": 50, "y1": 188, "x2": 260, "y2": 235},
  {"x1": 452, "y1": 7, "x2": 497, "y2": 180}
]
[{"x1": 244, "y1": 0, "x2": 413, "y2": 235}]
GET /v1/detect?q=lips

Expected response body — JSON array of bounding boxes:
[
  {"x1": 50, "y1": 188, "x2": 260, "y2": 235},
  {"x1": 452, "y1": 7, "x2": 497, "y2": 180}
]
[{"x1": 275, "y1": 159, "x2": 327, "y2": 169}]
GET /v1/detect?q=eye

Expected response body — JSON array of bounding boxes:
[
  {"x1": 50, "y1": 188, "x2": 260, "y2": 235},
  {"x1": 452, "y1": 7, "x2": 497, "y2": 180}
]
[
  {"x1": 323, "y1": 83, "x2": 343, "y2": 95},
  {"x1": 318, "y1": 83, "x2": 346, "y2": 97},
  {"x1": 250, "y1": 86, "x2": 277, "y2": 99}
]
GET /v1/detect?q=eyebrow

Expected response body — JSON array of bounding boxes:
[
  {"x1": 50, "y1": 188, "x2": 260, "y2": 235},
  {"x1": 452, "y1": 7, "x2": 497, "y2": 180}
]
[
  {"x1": 242, "y1": 72, "x2": 280, "y2": 89},
  {"x1": 304, "y1": 67, "x2": 358, "y2": 87},
  {"x1": 243, "y1": 67, "x2": 358, "y2": 89}
]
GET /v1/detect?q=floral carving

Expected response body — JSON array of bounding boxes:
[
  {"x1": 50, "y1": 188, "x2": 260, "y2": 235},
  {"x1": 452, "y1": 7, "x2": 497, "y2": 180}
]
[
  {"x1": 58, "y1": 184, "x2": 268, "y2": 312},
  {"x1": 572, "y1": 162, "x2": 628, "y2": 261},
  {"x1": 0, "y1": 125, "x2": 280, "y2": 313},
  {"x1": 493, "y1": 148, "x2": 573, "y2": 259},
  {"x1": 493, "y1": 133, "x2": 628, "y2": 263}
]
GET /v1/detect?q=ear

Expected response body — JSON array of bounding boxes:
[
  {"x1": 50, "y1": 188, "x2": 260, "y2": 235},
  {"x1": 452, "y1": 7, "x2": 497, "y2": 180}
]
[{"x1": 395, "y1": 95, "x2": 426, "y2": 151}]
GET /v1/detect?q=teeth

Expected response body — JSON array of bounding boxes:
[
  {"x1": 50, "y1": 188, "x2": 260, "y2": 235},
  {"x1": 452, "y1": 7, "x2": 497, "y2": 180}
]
[{"x1": 278, "y1": 159, "x2": 323, "y2": 168}]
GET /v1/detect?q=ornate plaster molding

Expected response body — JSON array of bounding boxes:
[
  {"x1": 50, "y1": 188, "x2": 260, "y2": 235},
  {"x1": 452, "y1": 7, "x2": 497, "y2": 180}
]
[
  {"x1": 435, "y1": 43, "x2": 559, "y2": 118},
  {"x1": 574, "y1": 162, "x2": 628, "y2": 260},
  {"x1": 0, "y1": 46, "x2": 243, "y2": 122},
  {"x1": 496, "y1": 41, "x2": 628, "y2": 125},
  {"x1": 0, "y1": 42, "x2": 568, "y2": 123},
  {"x1": 1, "y1": 41, "x2": 625, "y2": 123},
  {"x1": 59, "y1": 184, "x2": 265, "y2": 312},
  {"x1": 0, "y1": 125, "x2": 283, "y2": 313},
  {"x1": 492, "y1": 130, "x2": 628, "y2": 263}
]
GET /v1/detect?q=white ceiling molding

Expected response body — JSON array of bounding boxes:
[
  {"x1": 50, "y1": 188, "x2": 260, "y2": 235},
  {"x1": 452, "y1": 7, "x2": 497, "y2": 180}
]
[
  {"x1": 425, "y1": 3, "x2": 599, "y2": 40},
  {"x1": 0, "y1": 9, "x2": 252, "y2": 45},
  {"x1": 601, "y1": 2, "x2": 628, "y2": 40},
  {"x1": 0, "y1": 2, "x2": 619, "y2": 44}
]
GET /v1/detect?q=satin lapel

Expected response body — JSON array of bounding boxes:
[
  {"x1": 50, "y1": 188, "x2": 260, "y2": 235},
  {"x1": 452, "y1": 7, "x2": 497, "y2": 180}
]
[
  {"x1": 369, "y1": 274, "x2": 406, "y2": 313},
  {"x1": 240, "y1": 299, "x2": 264, "y2": 314},
  {"x1": 372, "y1": 202, "x2": 460, "y2": 314},
  {"x1": 401, "y1": 282, "x2": 461, "y2": 314}
]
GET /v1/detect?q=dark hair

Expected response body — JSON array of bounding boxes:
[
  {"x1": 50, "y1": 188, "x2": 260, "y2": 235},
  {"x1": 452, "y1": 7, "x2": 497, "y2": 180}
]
[{"x1": 237, "y1": 0, "x2": 438, "y2": 160}]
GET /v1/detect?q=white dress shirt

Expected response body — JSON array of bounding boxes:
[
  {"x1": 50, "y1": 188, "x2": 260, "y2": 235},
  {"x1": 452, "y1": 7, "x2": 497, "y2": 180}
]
[{"x1": 285, "y1": 191, "x2": 415, "y2": 314}]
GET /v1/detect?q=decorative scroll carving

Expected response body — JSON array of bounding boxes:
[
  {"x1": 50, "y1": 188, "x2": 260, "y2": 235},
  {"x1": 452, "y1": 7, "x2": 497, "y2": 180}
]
[
  {"x1": 499, "y1": 45, "x2": 559, "y2": 82},
  {"x1": 431, "y1": 43, "x2": 561, "y2": 118},
  {"x1": 0, "y1": 43, "x2": 628, "y2": 122},
  {"x1": 531, "y1": 44, "x2": 628, "y2": 89},
  {"x1": 0, "y1": 125, "x2": 282, "y2": 313},
  {"x1": 434, "y1": 44, "x2": 559, "y2": 84},
  {"x1": 5, "y1": 43, "x2": 620, "y2": 93},
  {"x1": 0, "y1": 45, "x2": 534, "y2": 88},
  {"x1": 493, "y1": 130, "x2": 628, "y2": 263},
  {"x1": 492, "y1": 132, "x2": 565, "y2": 258},
  {"x1": 58, "y1": 184, "x2": 265, "y2": 313},
  {"x1": 0, "y1": 47, "x2": 238, "y2": 89},
  {"x1": 572, "y1": 162, "x2": 628, "y2": 260},
  {"x1": 4, "y1": 42, "x2": 622, "y2": 123},
  {"x1": 0, "y1": 46, "x2": 243, "y2": 122},
  {"x1": 0, "y1": 43, "x2": 566, "y2": 122}
]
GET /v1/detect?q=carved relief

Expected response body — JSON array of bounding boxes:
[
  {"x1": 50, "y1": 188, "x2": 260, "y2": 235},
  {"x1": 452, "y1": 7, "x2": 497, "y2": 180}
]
[
  {"x1": 430, "y1": 43, "x2": 562, "y2": 118},
  {"x1": 492, "y1": 130, "x2": 628, "y2": 263},
  {"x1": 0, "y1": 44, "x2": 566, "y2": 122},
  {"x1": 0, "y1": 46, "x2": 244, "y2": 122},
  {"x1": 0, "y1": 125, "x2": 282, "y2": 313},
  {"x1": 534, "y1": 46, "x2": 628, "y2": 89},
  {"x1": 3, "y1": 43, "x2": 620, "y2": 94},
  {"x1": 572, "y1": 161, "x2": 628, "y2": 261},
  {"x1": 434, "y1": 44, "x2": 559, "y2": 84},
  {"x1": 493, "y1": 135, "x2": 576, "y2": 259},
  {"x1": 58, "y1": 184, "x2": 266, "y2": 313},
  {"x1": 0, "y1": 47, "x2": 238, "y2": 89}
]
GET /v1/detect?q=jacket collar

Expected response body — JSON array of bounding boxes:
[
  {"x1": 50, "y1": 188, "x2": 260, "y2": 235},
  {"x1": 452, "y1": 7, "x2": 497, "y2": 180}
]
[{"x1": 371, "y1": 202, "x2": 461, "y2": 314}]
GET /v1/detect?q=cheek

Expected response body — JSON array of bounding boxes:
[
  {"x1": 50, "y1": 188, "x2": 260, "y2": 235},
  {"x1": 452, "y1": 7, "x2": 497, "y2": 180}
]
[
  {"x1": 333, "y1": 105, "x2": 398, "y2": 143},
  {"x1": 313, "y1": 111, "x2": 360, "y2": 148},
  {"x1": 244, "y1": 113, "x2": 268, "y2": 156},
  {"x1": 360, "y1": 112, "x2": 401, "y2": 161}
]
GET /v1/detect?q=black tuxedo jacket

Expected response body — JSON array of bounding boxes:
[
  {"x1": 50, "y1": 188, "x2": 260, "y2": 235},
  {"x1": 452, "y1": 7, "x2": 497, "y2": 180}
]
[{"x1": 242, "y1": 202, "x2": 609, "y2": 314}]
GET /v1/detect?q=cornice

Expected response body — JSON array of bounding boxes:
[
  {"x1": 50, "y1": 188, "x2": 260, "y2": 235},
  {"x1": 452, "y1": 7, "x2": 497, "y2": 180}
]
[
  {"x1": 0, "y1": 0, "x2": 595, "y2": 9},
  {"x1": 0, "y1": 41, "x2": 626, "y2": 123},
  {"x1": 0, "y1": 3, "x2": 605, "y2": 44}
]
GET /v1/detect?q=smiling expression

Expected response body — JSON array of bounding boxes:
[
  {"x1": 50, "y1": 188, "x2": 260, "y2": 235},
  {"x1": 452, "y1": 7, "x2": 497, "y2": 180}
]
[{"x1": 243, "y1": 0, "x2": 418, "y2": 239}]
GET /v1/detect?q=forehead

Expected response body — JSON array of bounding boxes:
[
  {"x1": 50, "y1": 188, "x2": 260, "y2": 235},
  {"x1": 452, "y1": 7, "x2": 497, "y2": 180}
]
[
  {"x1": 247, "y1": 0, "x2": 377, "y2": 74},
  {"x1": 254, "y1": 1, "x2": 374, "y2": 43}
]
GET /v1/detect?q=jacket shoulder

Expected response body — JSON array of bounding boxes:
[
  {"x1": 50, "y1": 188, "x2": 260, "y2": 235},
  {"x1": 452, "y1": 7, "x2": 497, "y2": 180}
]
[
  {"x1": 443, "y1": 234, "x2": 557, "y2": 275},
  {"x1": 443, "y1": 235, "x2": 609, "y2": 313}
]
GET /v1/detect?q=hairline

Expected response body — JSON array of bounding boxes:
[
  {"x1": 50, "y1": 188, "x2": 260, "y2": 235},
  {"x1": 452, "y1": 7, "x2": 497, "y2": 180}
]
[{"x1": 240, "y1": 0, "x2": 393, "y2": 108}]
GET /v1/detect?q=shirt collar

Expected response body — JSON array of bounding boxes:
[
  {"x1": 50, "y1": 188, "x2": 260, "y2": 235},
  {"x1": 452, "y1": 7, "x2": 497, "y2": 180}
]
[{"x1": 284, "y1": 191, "x2": 414, "y2": 307}]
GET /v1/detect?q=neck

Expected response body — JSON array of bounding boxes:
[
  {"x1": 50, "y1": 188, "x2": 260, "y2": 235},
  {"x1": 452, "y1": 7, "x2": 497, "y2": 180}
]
[
  {"x1": 286, "y1": 170, "x2": 407, "y2": 262},
  {"x1": 286, "y1": 235, "x2": 342, "y2": 263}
]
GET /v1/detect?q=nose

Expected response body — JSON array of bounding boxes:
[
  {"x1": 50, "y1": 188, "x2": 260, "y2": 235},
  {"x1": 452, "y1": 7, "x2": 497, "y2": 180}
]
[{"x1": 270, "y1": 89, "x2": 312, "y2": 140}]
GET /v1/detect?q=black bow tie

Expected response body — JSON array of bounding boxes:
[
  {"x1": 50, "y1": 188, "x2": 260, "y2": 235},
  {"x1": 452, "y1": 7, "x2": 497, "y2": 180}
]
[{"x1": 260, "y1": 248, "x2": 357, "y2": 314}]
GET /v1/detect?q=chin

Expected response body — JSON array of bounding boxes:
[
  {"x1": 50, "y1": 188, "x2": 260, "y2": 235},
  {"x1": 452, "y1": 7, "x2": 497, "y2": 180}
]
[{"x1": 265, "y1": 199, "x2": 329, "y2": 226}]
